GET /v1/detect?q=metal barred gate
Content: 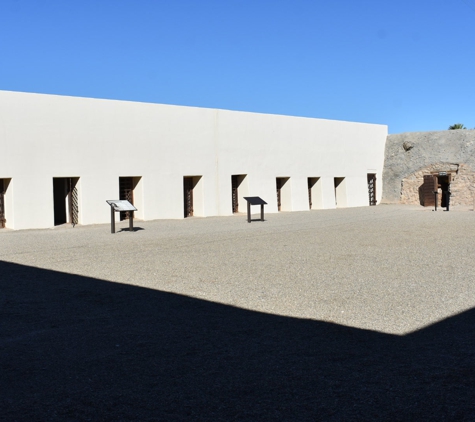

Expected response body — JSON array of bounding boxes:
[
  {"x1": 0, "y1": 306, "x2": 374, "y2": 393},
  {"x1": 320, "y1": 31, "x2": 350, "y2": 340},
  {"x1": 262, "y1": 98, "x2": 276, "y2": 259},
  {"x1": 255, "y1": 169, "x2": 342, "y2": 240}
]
[
  {"x1": 119, "y1": 177, "x2": 134, "y2": 220},
  {"x1": 276, "y1": 178, "x2": 282, "y2": 211},
  {"x1": 232, "y1": 175, "x2": 239, "y2": 213},
  {"x1": 184, "y1": 177, "x2": 194, "y2": 217},
  {"x1": 68, "y1": 178, "x2": 79, "y2": 226},
  {"x1": 367, "y1": 174, "x2": 377, "y2": 206}
]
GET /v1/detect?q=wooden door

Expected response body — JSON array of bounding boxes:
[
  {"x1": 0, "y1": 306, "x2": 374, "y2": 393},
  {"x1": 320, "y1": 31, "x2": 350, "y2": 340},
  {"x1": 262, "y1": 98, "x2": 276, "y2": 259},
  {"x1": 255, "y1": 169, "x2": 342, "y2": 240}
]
[
  {"x1": 184, "y1": 177, "x2": 194, "y2": 217},
  {"x1": 119, "y1": 177, "x2": 134, "y2": 220},
  {"x1": 422, "y1": 175, "x2": 436, "y2": 206}
]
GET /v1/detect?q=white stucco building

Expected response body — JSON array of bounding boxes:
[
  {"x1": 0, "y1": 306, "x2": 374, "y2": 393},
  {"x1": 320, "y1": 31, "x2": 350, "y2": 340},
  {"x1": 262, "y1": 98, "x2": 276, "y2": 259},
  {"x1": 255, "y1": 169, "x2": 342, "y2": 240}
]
[{"x1": 0, "y1": 90, "x2": 387, "y2": 230}]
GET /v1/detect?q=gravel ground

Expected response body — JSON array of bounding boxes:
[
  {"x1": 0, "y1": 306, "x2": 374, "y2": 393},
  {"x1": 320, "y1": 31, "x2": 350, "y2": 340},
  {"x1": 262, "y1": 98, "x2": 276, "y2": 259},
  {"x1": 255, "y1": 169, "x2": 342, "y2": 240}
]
[{"x1": 1, "y1": 205, "x2": 475, "y2": 420}]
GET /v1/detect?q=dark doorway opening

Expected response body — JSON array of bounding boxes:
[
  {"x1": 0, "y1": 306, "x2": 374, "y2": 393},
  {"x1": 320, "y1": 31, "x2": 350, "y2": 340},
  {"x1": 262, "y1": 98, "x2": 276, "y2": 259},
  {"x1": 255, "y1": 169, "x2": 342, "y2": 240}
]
[
  {"x1": 439, "y1": 175, "x2": 450, "y2": 208},
  {"x1": 183, "y1": 176, "x2": 203, "y2": 218},
  {"x1": 184, "y1": 177, "x2": 194, "y2": 218},
  {"x1": 307, "y1": 177, "x2": 319, "y2": 210},
  {"x1": 53, "y1": 178, "x2": 79, "y2": 226},
  {"x1": 119, "y1": 177, "x2": 134, "y2": 221},
  {"x1": 276, "y1": 177, "x2": 291, "y2": 211},
  {"x1": 0, "y1": 179, "x2": 6, "y2": 228},
  {"x1": 276, "y1": 178, "x2": 283, "y2": 211},
  {"x1": 231, "y1": 175, "x2": 246, "y2": 213},
  {"x1": 334, "y1": 177, "x2": 345, "y2": 207},
  {"x1": 308, "y1": 178, "x2": 313, "y2": 210},
  {"x1": 367, "y1": 174, "x2": 377, "y2": 206},
  {"x1": 420, "y1": 174, "x2": 451, "y2": 208},
  {"x1": 119, "y1": 177, "x2": 141, "y2": 220},
  {"x1": 232, "y1": 175, "x2": 239, "y2": 213}
]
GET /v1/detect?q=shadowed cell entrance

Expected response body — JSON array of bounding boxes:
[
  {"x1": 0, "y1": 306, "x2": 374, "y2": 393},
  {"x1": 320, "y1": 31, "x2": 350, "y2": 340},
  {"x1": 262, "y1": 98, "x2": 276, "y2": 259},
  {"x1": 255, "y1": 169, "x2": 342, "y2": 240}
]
[
  {"x1": 0, "y1": 179, "x2": 6, "y2": 228},
  {"x1": 420, "y1": 173, "x2": 451, "y2": 209},
  {"x1": 367, "y1": 173, "x2": 377, "y2": 206},
  {"x1": 119, "y1": 177, "x2": 142, "y2": 221},
  {"x1": 308, "y1": 177, "x2": 322, "y2": 210},
  {"x1": 231, "y1": 174, "x2": 247, "y2": 213},
  {"x1": 53, "y1": 177, "x2": 79, "y2": 226},
  {"x1": 276, "y1": 177, "x2": 290, "y2": 211},
  {"x1": 439, "y1": 175, "x2": 451, "y2": 208},
  {"x1": 184, "y1": 177, "x2": 194, "y2": 217},
  {"x1": 334, "y1": 177, "x2": 346, "y2": 208},
  {"x1": 183, "y1": 176, "x2": 203, "y2": 218},
  {"x1": 276, "y1": 178, "x2": 283, "y2": 211}
]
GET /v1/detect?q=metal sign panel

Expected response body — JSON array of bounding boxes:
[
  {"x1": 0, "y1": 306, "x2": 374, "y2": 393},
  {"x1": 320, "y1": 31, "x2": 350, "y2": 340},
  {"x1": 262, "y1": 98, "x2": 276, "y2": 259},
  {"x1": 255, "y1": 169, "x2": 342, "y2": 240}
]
[
  {"x1": 243, "y1": 196, "x2": 267, "y2": 206},
  {"x1": 106, "y1": 200, "x2": 137, "y2": 212}
]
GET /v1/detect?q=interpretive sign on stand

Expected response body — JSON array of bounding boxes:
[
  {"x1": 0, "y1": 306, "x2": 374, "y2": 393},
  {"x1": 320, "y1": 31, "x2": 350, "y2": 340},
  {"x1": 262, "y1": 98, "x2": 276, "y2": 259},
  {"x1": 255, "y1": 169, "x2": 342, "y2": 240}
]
[
  {"x1": 243, "y1": 197, "x2": 267, "y2": 223},
  {"x1": 106, "y1": 200, "x2": 137, "y2": 233}
]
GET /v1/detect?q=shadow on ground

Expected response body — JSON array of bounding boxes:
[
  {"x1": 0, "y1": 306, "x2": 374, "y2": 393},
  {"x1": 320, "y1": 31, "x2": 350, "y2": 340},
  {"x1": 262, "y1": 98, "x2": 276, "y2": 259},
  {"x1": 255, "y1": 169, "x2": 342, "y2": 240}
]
[
  {"x1": 1, "y1": 261, "x2": 474, "y2": 421},
  {"x1": 117, "y1": 226, "x2": 145, "y2": 233}
]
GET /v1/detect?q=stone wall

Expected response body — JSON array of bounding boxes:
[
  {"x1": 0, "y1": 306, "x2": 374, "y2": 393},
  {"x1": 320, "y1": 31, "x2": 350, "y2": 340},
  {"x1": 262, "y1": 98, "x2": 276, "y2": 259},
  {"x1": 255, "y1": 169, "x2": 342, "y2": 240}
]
[
  {"x1": 382, "y1": 130, "x2": 475, "y2": 206},
  {"x1": 400, "y1": 163, "x2": 475, "y2": 206}
]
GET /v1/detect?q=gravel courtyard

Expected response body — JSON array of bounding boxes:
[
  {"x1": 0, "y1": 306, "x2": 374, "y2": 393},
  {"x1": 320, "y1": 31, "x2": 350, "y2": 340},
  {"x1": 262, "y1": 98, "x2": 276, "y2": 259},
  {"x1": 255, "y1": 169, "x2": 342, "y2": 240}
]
[{"x1": 1, "y1": 205, "x2": 475, "y2": 420}]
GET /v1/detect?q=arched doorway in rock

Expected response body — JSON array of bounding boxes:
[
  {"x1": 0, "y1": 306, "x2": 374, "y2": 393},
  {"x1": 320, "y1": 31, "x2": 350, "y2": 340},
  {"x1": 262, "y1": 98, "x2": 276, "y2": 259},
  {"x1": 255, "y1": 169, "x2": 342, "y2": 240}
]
[
  {"x1": 400, "y1": 163, "x2": 475, "y2": 208},
  {"x1": 419, "y1": 172, "x2": 451, "y2": 209}
]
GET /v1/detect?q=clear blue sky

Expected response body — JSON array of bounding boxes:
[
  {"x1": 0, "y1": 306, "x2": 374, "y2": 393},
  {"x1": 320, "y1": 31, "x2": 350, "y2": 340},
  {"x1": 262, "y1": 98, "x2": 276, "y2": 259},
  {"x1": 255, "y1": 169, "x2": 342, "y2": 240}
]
[{"x1": 1, "y1": 0, "x2": 474, "y2": 134}]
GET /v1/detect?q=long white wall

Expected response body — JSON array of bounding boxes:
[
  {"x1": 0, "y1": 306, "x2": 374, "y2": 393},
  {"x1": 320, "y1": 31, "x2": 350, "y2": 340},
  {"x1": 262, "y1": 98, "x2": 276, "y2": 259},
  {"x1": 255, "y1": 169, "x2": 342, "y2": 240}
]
[{"x1": 0, "y1": 90, "x2": 387, "y2": 230}]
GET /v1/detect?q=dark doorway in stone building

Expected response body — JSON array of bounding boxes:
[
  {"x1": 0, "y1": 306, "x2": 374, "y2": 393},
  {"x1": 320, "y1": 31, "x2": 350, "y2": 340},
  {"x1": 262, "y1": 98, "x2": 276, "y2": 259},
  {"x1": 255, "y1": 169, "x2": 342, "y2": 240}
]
[
  {"x1": 53, "y1": 177, "x2": 79, "y2": 226},
  {"x1": 420, "y1": 174, "x2": 451, "y2": 208},
  {"x1": 439, "y1": 175, "x2": 451, "y2": 208}
]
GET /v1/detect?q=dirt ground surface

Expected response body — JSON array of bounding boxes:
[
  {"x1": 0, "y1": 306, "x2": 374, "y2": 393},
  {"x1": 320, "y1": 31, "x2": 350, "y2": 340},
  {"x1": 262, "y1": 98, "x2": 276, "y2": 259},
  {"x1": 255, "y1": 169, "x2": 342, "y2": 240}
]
[{"x1": 1, "y1": 205, "x2": 475, "y2": 421}]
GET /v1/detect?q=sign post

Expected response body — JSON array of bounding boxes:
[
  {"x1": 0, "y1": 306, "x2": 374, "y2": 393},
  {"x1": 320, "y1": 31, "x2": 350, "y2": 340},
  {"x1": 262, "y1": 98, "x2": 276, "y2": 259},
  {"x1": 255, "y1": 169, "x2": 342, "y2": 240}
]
[
  {"x1": 110, "y1": 205, "x2": 115, "y2": 233},
  {"x1": 106, "y1": 200, "x2": 137, "y2": 233}
]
